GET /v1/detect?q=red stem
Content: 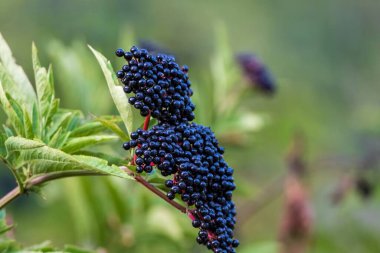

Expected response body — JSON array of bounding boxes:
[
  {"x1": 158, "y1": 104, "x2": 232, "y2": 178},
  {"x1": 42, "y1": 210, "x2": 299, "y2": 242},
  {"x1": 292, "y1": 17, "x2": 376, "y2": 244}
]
[
  {"x1": 131, "y1": 113, "x2": 151, "y2": 166},
  {"x1": 143, "y1": 113, "x2": 151, "y2": 131},
  {"x1": 121, "y1": 166, "x2": 187, "y2": 214},
  {"x1": 127, "y1": 114, "x2": 199, "y2": 219}
]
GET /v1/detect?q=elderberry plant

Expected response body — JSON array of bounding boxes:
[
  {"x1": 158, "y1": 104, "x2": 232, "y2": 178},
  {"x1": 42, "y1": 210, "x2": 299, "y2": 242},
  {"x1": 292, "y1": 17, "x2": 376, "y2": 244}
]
[
  {"x1": 0, "y1": 34, "x2": 133, "y2": 252},
  {"x1": 114, "y1": 46, "x2": 239, "y2": 253}
]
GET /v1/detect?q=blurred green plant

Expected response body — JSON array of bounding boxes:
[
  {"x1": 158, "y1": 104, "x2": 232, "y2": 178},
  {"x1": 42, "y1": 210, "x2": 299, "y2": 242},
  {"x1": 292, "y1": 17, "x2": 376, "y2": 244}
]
[
  {"x1": 1, "y1": 208, "x2": 99, "y2": 252},
  {"x1": 193, "y1": 24, "x2": 266, "y2": 146}
]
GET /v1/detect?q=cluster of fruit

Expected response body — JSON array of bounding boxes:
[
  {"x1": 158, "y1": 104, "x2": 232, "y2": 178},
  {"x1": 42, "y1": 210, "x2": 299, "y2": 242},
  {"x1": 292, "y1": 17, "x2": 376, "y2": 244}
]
[{"x1": 117, "y1": 46, "x2": 239, "y2": 253}]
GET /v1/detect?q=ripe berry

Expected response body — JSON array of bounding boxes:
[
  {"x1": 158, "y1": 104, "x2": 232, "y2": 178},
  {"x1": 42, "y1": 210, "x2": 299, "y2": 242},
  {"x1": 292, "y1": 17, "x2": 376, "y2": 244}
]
[{"x1": 115, "y1": 48, "x2": 124, "y2": 57}]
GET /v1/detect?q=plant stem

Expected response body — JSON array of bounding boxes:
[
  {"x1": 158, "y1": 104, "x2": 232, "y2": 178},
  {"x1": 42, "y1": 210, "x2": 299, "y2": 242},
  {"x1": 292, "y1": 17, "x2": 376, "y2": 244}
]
[
  {"x1": 0, "y1": 171, "x2": 105, "y2": 210},
  {"x1": 124, "y1": 114, "x2": 189, "y2": 214},
  {"x1": 121, "y1": 166, "x2": 187, "y2": 214},
  {"x1": 0, "y1": 188, "x2": 21, "y2": 210},
  {"x1": 131, "y1": 113, "x2": 151, "y2": 166},
  {"x1": 143, "y1": 113, "x2": 151, "y2": 131}
]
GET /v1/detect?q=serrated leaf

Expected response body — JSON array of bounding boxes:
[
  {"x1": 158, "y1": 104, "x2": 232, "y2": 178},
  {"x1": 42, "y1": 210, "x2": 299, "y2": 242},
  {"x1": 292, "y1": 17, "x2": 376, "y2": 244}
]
[
  {"x1": 55, "y1": 131, "x2": 71, "y2": 150},
  {"x1": 65, "y1": 111, "x2": 82, "y2": 132},
  {"x1": 74, "y1": 151, "x2": 127, "y2": 166},
  {"x1": 0, "y1": 81, "x2": 23, "y2": 135},
  {"x1": 6, "y1": 94, "x2": 24, "y2": 126},
  {"x1": 2, "y1": 125, "x2": 14, "y2": 138},
  {"x1": 6, "y1": 94, "x2": 33, "y2": 138},
  {"x1": 46, "y1": 112, "x2": 73, "y2": 141},
  {"x1": 95, "y1": 116, "x2": 129, "y2": 141},
  {"x1": 32, "y1": 103, "x2": 41, "y2": 138},
  {"x1": 48, "y1": 127, "x2": 63, "y2": 148},
  {"x1": 61, "y1": 135, "x2": 118, "y2": 153},
  {"x1": 32, "y1": 43, "x2": 55, "y2": 120},
  {"x1": 4, "y1": 136, "x2": 132, "y2": 180},
  {"x1": 45, "y1": 98, "x2": 59, "y2": 127},
  {"x1": 23, "y1": 107, "x2": 34, "y2": 139},
  {"x1": 69, "y1": 121, "x2": 106, "y2": 137},
  {"x1": 0, "y1": 33, "x2": 36, "y2": 113},
  {"x1": 73, "y1": 155, "x2": 133, "y2": 179},
  {"x1": 0, "y1": 132, "x2": 7, "y2": 158},
  {"x1": 89, "y1": 45, "x2": 142, "y2": 136}
]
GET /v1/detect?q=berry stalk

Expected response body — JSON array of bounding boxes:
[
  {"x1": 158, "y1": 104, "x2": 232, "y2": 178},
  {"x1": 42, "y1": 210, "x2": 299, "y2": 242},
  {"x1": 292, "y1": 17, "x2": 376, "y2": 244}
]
[
  {"x1": 143, "y1": 113, "x2": 151, "y2": 131},
  {"x1": 131, "y1": 114, "x2": 151, "y2": 166},
  {"x1": 121, "y1": 166, "x2": 187, "y2": 213}
]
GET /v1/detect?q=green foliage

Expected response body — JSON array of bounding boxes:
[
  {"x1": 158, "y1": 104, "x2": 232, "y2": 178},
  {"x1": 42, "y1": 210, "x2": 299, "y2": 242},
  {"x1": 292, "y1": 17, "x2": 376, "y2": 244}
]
[
  {"x1": 0, "y1": 34, "x2": 133, "y2": 194},
  {"x1": 89, "y1": 45, "x2": 142, "y2": 139},
  {"x1": 4, "y1": 137, "x2": 130, "y2": 181},
  {"x1": 192, "y1": 25, "x2": 264, "y2": 144}
]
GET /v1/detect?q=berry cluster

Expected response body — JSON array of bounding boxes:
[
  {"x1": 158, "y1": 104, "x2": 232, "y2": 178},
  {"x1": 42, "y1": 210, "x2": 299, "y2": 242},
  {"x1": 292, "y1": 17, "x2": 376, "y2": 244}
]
[
  {"x1": 116, "y1": 46, "x2": 239, "y2": 252},
  {"x1": 237, "y1": 53, "x2": 275, "y2": 94},
  {"x1": 115, "y1": 46, "x2": 195, "y2": 123}
]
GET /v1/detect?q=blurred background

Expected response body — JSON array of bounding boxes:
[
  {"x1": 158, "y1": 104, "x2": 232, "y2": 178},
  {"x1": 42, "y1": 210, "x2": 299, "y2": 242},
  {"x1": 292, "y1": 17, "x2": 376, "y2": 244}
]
[{"x1": 1, "y1": 0, "x2": 380, "y2": 252}]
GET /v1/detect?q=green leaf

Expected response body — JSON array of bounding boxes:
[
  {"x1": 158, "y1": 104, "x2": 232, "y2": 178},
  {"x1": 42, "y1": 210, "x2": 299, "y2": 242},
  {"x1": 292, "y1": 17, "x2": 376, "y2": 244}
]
[
  {"x1": 0, "y1": 33, "x2": 36, "y2": 113},
  {"x1": 73, "y1": 155, "x2": 133, "y2": 180},
  {"x1": 23, "y1": 241, "x2": 54, "y2": 251},
  {"x1": 46, "y1": 111, "x2": 73, "y2": 141},
  {"x1": 74, "y1": 150, "x2": 127, "y2": 166},
  {"x1": 5, "y1": 94, "x2": 34, "y2": 138},
  {"x1": 0, "y1": 82, "x2": 23, "y2": 135},
  {"x1": 63, "y1": 245, "x2": 96, "y2": 253},
  {"x1": 69, "y1": 121, "x2": 106, "y2": 137},
  {"x1": 32, "y1": 43, "x2": 55, "y2": 120},
  {"x1": 95, "y1": 116, "x2": 129, "y2": 141},
  {"x1": 6, "y1": 94, "x2": 24, "y2": 126},
  {"x1": 4, "y1": 136, "x2": 132, "y2": 180},
  {"x1": 32, "y1": 103, "x2": 41, "y2": 138},
  {"x1": 61, "y1": 135, "x2": 118, "y2": 153},
  {"x1": 45, "y1": 98, "x2": 60, "y2": 127},
  {"x1": 23, "y1": 107, "x2": 34, "y2": 139},
  {"x1": 88, "y1": 45, "x2": 142, "y2": 136},
  {"x1": 0, "y1": 132, "x2": 7, "y2": 158},
  {"x1": 2, "y1": 125, "x2": 14, "y2": 138},
  {"x1": 48, "y1": 127, "x2": 64, "y2": 148}
]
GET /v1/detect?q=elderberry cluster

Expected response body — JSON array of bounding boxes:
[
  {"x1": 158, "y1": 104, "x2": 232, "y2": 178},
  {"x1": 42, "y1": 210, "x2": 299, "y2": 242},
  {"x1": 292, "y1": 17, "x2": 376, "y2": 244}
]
[
  {"x1": 237, "y1": 53, "x2": 275, "y2": 94},
  {"x1": 116, "y1": 46, "x2": 239, "y2": 252},
  {"x1": 115, "y1": 46, "x2": 195, "y2": 123}
]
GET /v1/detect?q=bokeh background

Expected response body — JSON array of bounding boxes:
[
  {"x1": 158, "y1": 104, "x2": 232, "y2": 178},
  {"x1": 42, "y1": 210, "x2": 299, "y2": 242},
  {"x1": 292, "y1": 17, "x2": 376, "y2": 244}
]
[{"x1": 1, "y1": 0, "x2": 380, "y2": 252}]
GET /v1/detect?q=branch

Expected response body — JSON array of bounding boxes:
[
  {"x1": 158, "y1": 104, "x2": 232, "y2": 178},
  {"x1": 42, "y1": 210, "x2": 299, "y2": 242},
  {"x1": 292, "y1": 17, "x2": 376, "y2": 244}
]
[
  {"x1": 121, "y1": 166, "x2": 187, "y2": 214},
  {"x1": 0, "y1": 188, "x2": 21, "y2": 210},
  {"x1": 0, "y1": 165, "x2": 189, "y2": 216},
  {"x1": 0, "y1": 170, "x2": 105, "y2": 209}
]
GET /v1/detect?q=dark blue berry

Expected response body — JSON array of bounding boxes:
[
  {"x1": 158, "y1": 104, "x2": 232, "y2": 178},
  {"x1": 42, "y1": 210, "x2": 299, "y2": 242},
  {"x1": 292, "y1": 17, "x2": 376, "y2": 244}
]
[{"x1": 115, "y1": 48, "x2": 124, "y2": 57}]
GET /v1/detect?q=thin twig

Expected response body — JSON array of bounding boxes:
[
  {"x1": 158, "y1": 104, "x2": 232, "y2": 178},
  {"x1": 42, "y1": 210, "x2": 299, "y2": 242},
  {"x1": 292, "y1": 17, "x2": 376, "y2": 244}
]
[
  {"x1": 26, "y1": 171, "x2": 103, "y2": 187},
  {"x1": 143, "y1": 113, "x2": 151, "y2": 131},
  {"x1": 0, "y1": 171, "x2": 105, "y2": 209},
  {"x1": 121, "y1": 166, "x2": 187, "y2": 214},
  {"x1": 0, "y1": 187, "x2": 21, "y2": 210}
]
